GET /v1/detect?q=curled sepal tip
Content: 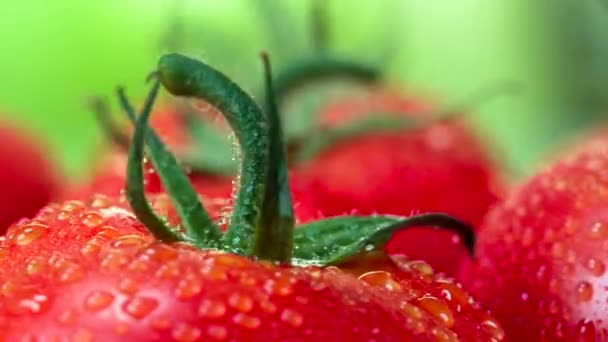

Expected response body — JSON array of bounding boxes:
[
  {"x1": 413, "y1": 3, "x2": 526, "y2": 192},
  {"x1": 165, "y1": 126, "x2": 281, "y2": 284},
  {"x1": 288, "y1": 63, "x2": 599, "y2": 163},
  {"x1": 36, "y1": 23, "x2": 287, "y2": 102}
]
[
  {"x1": 292, "y1": 213, "x2": 475, "y2": 266},
  {"x1": 118, "y1": 84, "x2": 222, "y2": 247},
  {"x1": 158, "y1": 53, "x2": 270, "y2": 255}
]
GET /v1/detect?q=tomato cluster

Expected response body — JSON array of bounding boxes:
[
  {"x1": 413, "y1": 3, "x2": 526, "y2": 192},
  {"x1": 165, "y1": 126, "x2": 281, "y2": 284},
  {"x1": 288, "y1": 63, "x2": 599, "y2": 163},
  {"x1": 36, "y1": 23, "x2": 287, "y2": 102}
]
[{"x1": 1, "y1": 7, "x2": 607, "y2": 342}]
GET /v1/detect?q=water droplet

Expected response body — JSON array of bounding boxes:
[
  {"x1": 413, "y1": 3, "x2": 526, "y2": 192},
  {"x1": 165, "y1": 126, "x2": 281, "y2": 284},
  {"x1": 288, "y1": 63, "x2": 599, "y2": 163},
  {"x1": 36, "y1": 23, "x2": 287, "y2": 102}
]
[
  {"x1": 281, "y1": 308, "x2": 303, "y2": 327},
  {"x1": 150, "y1": 316, "x2": 172, "y2": 331},
  {"x1": 295, "y1": 295, "x2": 309, "y2": 305},
  {"x1": 172, "y1": 323, "x2": 202, "y2": 342},
  {"x1": 588, "y1": 221, "x2": 608, "y2": 239},
  {"x1": 85, "y1": 290, "x2": 114, "y2": 311},
  {"x1": 95, "y1": 226, "x2": 121, "y2": 240},
  {"x1": 214, "y1": 254, "x2": 249, "y2": 268},
  {"x1": 71, "y1": 328, "x2": 94, "y2": 342},
  {"x1": 535, "y1": 265, "x2": 548, "y2": 282},
  {"x1": 438, "y1": 282, "x2": 469, "y2": 308},
  {"x1": 123, "y1": 296, "x2": 158, "y2": 319},
  {"x1": 101, "y1": 250, "x2": 129, "y2": 270},
  {"x1": 17, "y1": 293, "x2": 50, "y2": 314},
  {"x1": 228, "y1": 293, "x2": 254, "y2": 313},
  {"x1": 25, "y1": 257, "x2": 47, "y2": 276},
  {"x1": 82, "y1": 212, "x2": 104, "y2": 228},
  {"x1": 233, "y1": 313, "x2": 261, "y2": 329},
  {"x1": 585, "y1": 258, "x2": 606, "y2": 277},
  {"x1": 0, "y1": 247, "x2": 8, "y2": 261},
  {"x1": 548, "y1": 299, "x2": 560, "y2": 314},
  {"x1": 481, "y1": 318, "x2": 505, "y2": 340},
  {"x1": 521, "y1": 228, "x2": 535, "y2": 246},
  {"x1": 80, "y1": 240, "x2": 102, "y2": 257},
  {"x1": 430, "y1": 327, "x2": 459, "y2": 342},
  {"x1": 175, "y1": 277, "x2": 202, "y2": 300},
  {"x1": 408, "y1": 260, "x2": 435, "y2": 277},
  {"x1": 576, "y1": 282, "x2": 594, "y2": 302},
  {"x1": 399, "y1": 302, "x2": 424, "y2": 319},
  {"x1": 57, "y1": 309, "x2": 77, "y2": 326},
  {"x1": 576, "y1": 320, "x2": 597, "y2": 342},
  {"x1": 551, "y1": 242, "x2": 565, "y2": 258},
  {"x1": 520, "y1": 292, "x2": 529, "y2": 302},
  {"x1": 264, "y1": 278, "x2": 294, "y2": 297},
  {"x1": 554, "y1": 321, "x2": 566, "y2": 339},
  {"x1": 416, "y1": 296, "x2": 454, "y2": 328},
  {"x1": 90, "y1": 195, "x2": 111, "y2": 208},
  {"x1": 57, "y1": 211, "x2": 71, "y2": 221},
  {"x1": 358, "y1": 271, "x2": 402, "y2": 291},
  {"x1": 143, "y1": 243, "x2": 178, "y2": 262},
  {"x1": 206, "y1": 324, "x2": 228, "y2": 341},
  {"x1": 11, "y1": 224, "x2": 48, "y2": 246},
  {"x1": 118, "y1": 277, "x2": 139, "y2": 295},
  {"x1": 259, "y1": 300, "x2": 277, "y2": 314},
  {"x1": 198, "y1": 299, "x2": 226, "y2": 318},
  {"x1": 156, "y1": 260, "x2": 181, "y2": 279},
  {"x1": 111, "y1": 235, "x2": 146, "y2": 249},
  {"x1": 114, "y1": 322, "x2": 129, "y2": 336},
  {"x1": 59, "y1": 264, "x2": 84, "y2": 284}
]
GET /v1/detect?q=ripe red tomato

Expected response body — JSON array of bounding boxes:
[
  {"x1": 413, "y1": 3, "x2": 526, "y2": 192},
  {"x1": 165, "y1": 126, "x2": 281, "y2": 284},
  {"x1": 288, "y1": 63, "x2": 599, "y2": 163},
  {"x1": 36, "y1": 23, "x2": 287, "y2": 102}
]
[
  {"x1": 0, "y1": 194, "x2": 505, "y2": 341},
  {"x1": 293, "y1": 88, "x2": 503, "y2": 276},
  {"x1": 0, "y1": 119, "x2": 57, "y2": 233},
  {"x1": 460, "y1": 137, "x2": 608, "y2": 341}
]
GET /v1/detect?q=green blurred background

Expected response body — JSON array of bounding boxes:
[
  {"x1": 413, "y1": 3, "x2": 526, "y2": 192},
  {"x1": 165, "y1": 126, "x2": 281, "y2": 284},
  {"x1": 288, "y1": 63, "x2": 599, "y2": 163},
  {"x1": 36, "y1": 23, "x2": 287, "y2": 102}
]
[{"x1": 0, "y1": 0, "x2": 606, "y2": 179}]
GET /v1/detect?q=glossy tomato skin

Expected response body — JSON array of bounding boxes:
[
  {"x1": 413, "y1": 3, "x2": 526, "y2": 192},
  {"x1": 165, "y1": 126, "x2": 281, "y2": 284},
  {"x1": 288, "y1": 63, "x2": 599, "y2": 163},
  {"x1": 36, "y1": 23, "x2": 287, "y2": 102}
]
[
  {"x1": 294, "y1": 89, "x2": 502, "y2": 276},
  {"x1": 0, "y1": 121, "x2": 57, "y2": 233},
  {"x1": 460, "y1": 138, "x2": 608, "y2": 341},
  {"x1": 0, "y1": 195, "x2": 505, "y2": 341}
]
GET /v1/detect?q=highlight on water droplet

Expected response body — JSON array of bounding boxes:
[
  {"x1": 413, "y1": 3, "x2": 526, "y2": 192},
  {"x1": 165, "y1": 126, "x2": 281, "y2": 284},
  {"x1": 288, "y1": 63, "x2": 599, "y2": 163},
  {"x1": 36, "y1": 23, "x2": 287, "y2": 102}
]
[
  {"x1": 233, "y1": 313, "x2": 261, "y2": 329},
  {"x1": 584, "y1": 258, "x2": 606, "y2": 277},
  {"x1": 576, "y1": 319, "x2": 597, "y2": 342},
  {"x1": 198, "y1": 299, "x2": 226, "y2": 319},
  {"x1": 206, "y1": 324, "x2": 228, "y2": 341},
  {"x1": 85, "y1": 290, "x2": 115, "y2": 312},
  {"x1": 10, "y1": 223, "x2": 48, "y2": 246},
  {"x1": 358, "y1": 271, "x2": 402, "y2": 291},
  {"x1": 228, "y1": 292, "x2": 254, "y2": 313},
  {"x1": 280, "y1": 308, "x2": 303, "y2": 327},
  {"x1": 587, "y1": 221, "x2": 608, "y2": 239},
  {"x1": 122, "y1": 296, "x2": 159, "y2": 319},
  {"x1": 415, "y1": 296, "x2": 455, "y2": 328},
  {"x1": 576, "y1": 281, "x2": 594, "y2": 302},
  {"x1": 172, "y1": 323, "x2": 202, "y2": 342}
]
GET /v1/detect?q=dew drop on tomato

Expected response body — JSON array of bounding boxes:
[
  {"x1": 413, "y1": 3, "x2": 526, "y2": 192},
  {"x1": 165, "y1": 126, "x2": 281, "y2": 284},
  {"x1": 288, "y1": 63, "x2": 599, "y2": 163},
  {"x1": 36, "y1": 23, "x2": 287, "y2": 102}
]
[
  {"x1": 357, "y1": 271, "x2": 402, "y2": 291},
  {"x1": 172, "y1": 323, "x2": 202, "y2": 342},
  {"x1": 11, "y1": 223, "x2": 48, "y2": 246},
  {"x1": 84, "y1": 290, "x2": 114, "y2": 312},
  {"x1": 198, "y1": 299, "x2": 226, "y2": 319},
  {"x1": 576, "y1": 281, "x2": 594, "y2": 302},
  {"x1": 206, "y1": 324, "x2": 228, "y2": 341},
  {"x1": 584, "y1": 258, "x2": 606, "y2": 277},
  {"x1": 122, "y1": 296, "x2": 159, "y2": 319},
  {"x1": 82, "y1": 212, "x2": 104, "y2": 228},
  {"x1": 415, "y1": 296, "x2": 455, "y2": 328},
  {"x1": 280, "y1": 308, "x2": 303, "y2": 328},
  {"x1": 587, "y1": 221, "x2": 608, "y2": 240},
  {"x1": 233, "y1": 313, "x2": 261, "y2": 329},
  {"x1": 228, "y1": 292, "x2": 254, "y2": 313},
  {"x1": 576, "y1": 319, "x2": 597, "y2": 342}
]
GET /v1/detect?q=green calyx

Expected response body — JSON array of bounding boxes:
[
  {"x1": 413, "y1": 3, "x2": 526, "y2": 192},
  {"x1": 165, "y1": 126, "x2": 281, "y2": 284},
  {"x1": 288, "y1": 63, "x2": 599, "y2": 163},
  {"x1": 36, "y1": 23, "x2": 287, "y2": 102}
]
[{"x1": 120, "y1": 52, "x2": 475, "y2": 266}]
